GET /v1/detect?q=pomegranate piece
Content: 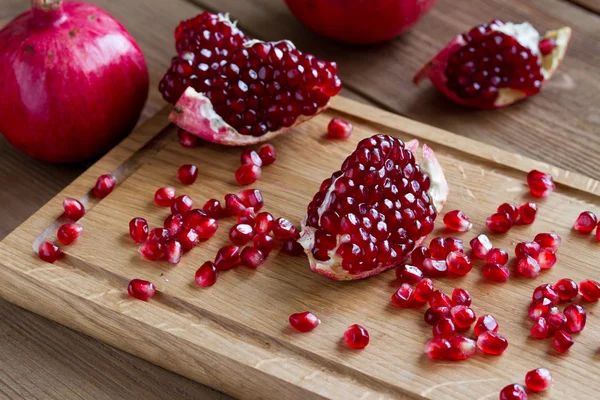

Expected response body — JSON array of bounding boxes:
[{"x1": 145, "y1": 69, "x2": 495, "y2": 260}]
[
  {"x1": 443, "y1": 210, "x2": 472, "y2": 232},
  {"x1": 238, "y1": 208, "x2": 257, "y2": 225},
  {"x1": 252, "y1": 233, "x2": 275, "y2": 256},
  {"x1": 424, "y1": 337, "x2": 451, "y2": 360},
  {"x1": 177, "y1": 164, "x2": 198, "y2": 185},
  {"x1": 532, "y1": 283, "x2": 559, "y2": 305},
  {"x1": 546, "y1": 308, "x2": 567, "y2": 331},
  {"x1": 327, "y1": 117, "x2": 353, "y2": 139},
  {"x1": 450, "y1": 305, "x2": 476, "y2": 329},
  {"x1": 498, "y1": 203, "x2": 519, "y2": 223},
  {"x1": 414, "y1": 278, "x2": 435, "y2": 303},
  {"x1": 154, "y1": 186, "x2": 176, "y2": 207},
  {"x1": 553, "y1": 329, "x2": 574, "y2": 353},
  {"x1": 127, "y1": 279, "x2": 156, "y2": 301},
  {"x1": 214, "y1": 244, "x2": 241, "y2": 270},
  {"x1": 486, "y1": 212, "x2": 512, "y2": 233},
  {"x1": 424, "y1": 306, "x2": 450, "y2": 326},
  {"x1": 414, "y1": 20, "x2": 571, "y2": 109},
  {"x1": 516, "y1": 255, "x2": 541, "y2": 278},
  {"x1": 448, "y1": 335, "x2": 477, "y2": 360},
  {"x1": 482, "y1": 263, "x2": 510, "y2": 282},
  {"x1": 515, "y1": 241, "x2": 541, "y2": 259},
  {"x1": 224, "y1": 194, "x2": 247, "y2": 216},
  {"x1": 240, "y1": 149, "x2": 263, "y2": 167},
  {"x1": 563, "y1": 304, "x2": 586, "y2": 334},
  {"x1": 56, "y1": 223, "x2": 83, "y2": 245},
  {"x1": 273, "y1": 218, "x2": 299, "y2": 240},
  {"x1": 195, "y1": 261, "x2": 219, "y2": 287},
  {"x1": 344, "y1": 324, "x2": 369, "y2": 349},
  {"x1": 432, "y1": 317, "x2": 456, "y2": 339},
  {"x1": 258, "y1": 144, "x2": 276, "y2": 166},
  {"x1": 579, "y1": 279, "x2": 600, "y2": 302},
  {"x1": 555, "y1": 278, "x2": 578, "y2": 301},
  {"x1": 476, "y1": 331, "x2": 508, "y2": 355},
  {"x1": 93, "y1": 174, "x2": 116, "y2": 198},
  {"x1": 391, "y1": 283, "x2": 415, "y2": 308},
  {"x1": 129, "y1": 218, "x2": 149, "y2": 243},
  {"x1": 240, "y1": 246, "x2": 265, "y2": 268},
  {"x1": 235, "y1": 164, "x2": 261, "y2": 185},
  {"x1": 202, "y1": 199, "x2": 224, "y2": 219},
  {"x1": 525, "y1": 368, "x2": 552, "y2": 392},
  {"x1": 298, "y1": 136, "x2": 448, "y2": 280},
  {"x1": 573, "y1": 211, "x2": 598, "y2": 233},
  {"x1": 395, "y1": 264, "x2": 423, "y2": 284},
  {"x1": 451, "y1": 288, "x2": 472, "y2": 306},
  {"x1": 537, "y1": 248, "x2": 556, "y2": 269},
  {"x1": 410, "y1": 246, "x2": 431, "y2": 269},
  {"x1": 176, "y1": 228, "x2": 200, "y2": 251},
  {"x1": 528, "y1": 298, "x2": 553, "y2": 320},
  {"x1": 486, "y1": 248, "x2": 508, "y2": 265},
  {"x1": 517, "y1": 202, "x2": 537, "y2": 224},
  {"x1": 289, "y1": 311, "x2": 320, "y2": 332},
  {"x1": 281, "y1": 240, "x2": 304, "y2": 256},
  {"x1": 534, "y1": 233, "x2": 561, "y2": 251},
  {"x1": 429, "y1": 290, "x2": 453, "y2": 308},
  {"x1": 422, "y1": 258, "x2": 448, "y2": 277},
  {"x1": 165, "y1": 239, "x2": 183, "y2": 264},
  {"x1": 238, "y1": 189, "x2": 264, "y2": 211},
  {"x1": 164, "y1": 214, "x2": 183, "y2": 236},
  {"x1": 62, "y1": 198, "x2": 85, "y2": 221},
  {"x1": 446, "y1": 251, "x2": 473, "y2": 276},
  {"x1": 177, "y1": 128, "x2": 198, "y2": 148},
  {"x1": 171, "y1": 195, "x2": 194, "y2": 215},
  {"x1": 531, "y1": 317, "x2": 550, "y2": 339},
  {"x1": 474, "y1": 314, "x2": 499, "y2": 337},
  {"x1": 138, "y1": 241, "x2": 164, "y2": 260},
  {"x1": 38, "y1": 241, "x2": 61, "y2": 263},
  {"x1": 254, "y1": 212, "x2": 275, "y2": 234},
  {"x1": 527, "y1": 170, "x2": 555, "y2": 197},
  {"x1": 163, "y1": 12, "x2": 341, "y2": 146},
  {"x1": 470, "y1": 234, "x2": 492, "y2": 259},
  {"x1": 499, "y1": 384, "x2": 528, "y2": 400},
  {"x1": 229, "y1": 224, "x2": 255, "y2": 246},
  {"x1": 147, "y1": 228, "x2": 169, "y2": 244}
]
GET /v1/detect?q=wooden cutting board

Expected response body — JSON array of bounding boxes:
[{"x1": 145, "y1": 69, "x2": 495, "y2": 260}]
[{"x1": 1, "y1": 96, "x2": 599, "y2": 400}]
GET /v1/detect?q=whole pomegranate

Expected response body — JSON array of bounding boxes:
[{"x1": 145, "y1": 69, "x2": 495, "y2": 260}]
[
  {"x1": 0, "y1": 0, "x2": 149, "y2": 163},
  {"x1": 414, "y1": 20, "x2": 571, "y2": 109},
  {"x1": 285, "y1": 0, "x2": 437, "y2": 44},
  {"x1": 298, "y1": 136, "x2": 448, "y2": 280}
]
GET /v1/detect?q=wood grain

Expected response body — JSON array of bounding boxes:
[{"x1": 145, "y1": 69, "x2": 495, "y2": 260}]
[{"x1": 2, "y1": 96, "x2": 600, "y2": 399}]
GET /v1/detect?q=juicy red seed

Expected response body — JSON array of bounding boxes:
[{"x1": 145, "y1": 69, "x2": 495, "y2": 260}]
[
  {"x1": 539, "y1": 38, "x2": 556, "y2": 56},
  {"x1": 451, "y1": 288, "x2": 471, "y2": 306},
  {"x1": 127, "y1": 279, "x2": 156, "y2": 301},
  {"x1": 177, "y1": 128, "x2": 198, "y2": 148},
  {"x1": 395, "y1": 264, "x2": 423, "y2": 284},
  {"x1": 424, "y1": 306, "x2": 449, "y2": 326},
  {"x1": 516, "y1": 255, "x2": 541, "y2": 278},
  {"x1": 597, "y1": 224, "x2": 600, "y2": 241},
  {"x1": 176, "y1": 228, "x2": 200, "y2": 251},
  {"x1": 164, "y1": 214, "x2": 183, "y2": 236},
  {"x1": 254, "y1": 212, "x2": 275, "y2": 234},
  {"x1": 411, "y1": 246, "x2": 431, "y2": 269},
  {"x1": 57, "y1": 223, "x2": 83, "y2": 245},
  {"x1": 327, "y1": 118, "x2": 353, "y2": 139},
  {"x1": 528, "y1": 298, "x2": 553, "y2": 320},
  {"x1": 555, "y1": 278, "x2": 578, "y2": 301},
  {"x1": 422, "y1": 258, "x2": 448, "y2": 277},
  {"x1": 429, "y1": 237, "x2": 447, "y2": 259},
  {"x1": 93, "y1": 174, "x2": 116, "y2": 198},
  {"x1": 214, "y1": 244, "x2": 241, "y2": 270},
  {"x1": 281, "y1": 239, "x2": 304, "y2": 256},
  {"x1": 62, "y1": 198, "x2": 85, "y2": 221},
  {"x1": 235, "y1": 164, "x2": 261, "y2": 185},
  {"x1": 525, "y1": 368, "x2": 552, "y2": 392},
  {"x1": 497, "y1": 203, "x2": 519, "y2": 223},
  {"x1": 414, "y1": 278, "x2": 434, "y2": 303},
  {"x1": 424, "y1": 337, "x2": 451, "y2": 360},
  {"x1": 138, "y1": 241, "x2": 164, "y2": 260},
  {"x1": 482, "y1": 262, "x2": 510, "y2": 282},
  {"x1": 532, "y1": 283, "x2": 559, "y2": 305},
  {"x1": 171, "y1": 195, "x2": 194, "y2": 215},
  {"x1": 448, "y1": 335, "x2": 477, "y2": 360},
  {"x1": 432, "y1": 317, "x2": 456, "y2": 339},
  {"x1": 258, "y1": 144, "x2": 276, "y2": 166},
  {"x1": 445, "y1": 237, "x2": 463, "y2": 253},
  {"x1": 252, "y1": 233, "x2": 275, "y2": 255},
  {"x1": 190, "y1": 216, "x2": 218, "y2": 239},
  {"x1": 470, "y1": 234, "x2": 492, "y2": 259},
  {"x1": 154, "y1": 186, "x2": 176, "y2": 207},
  {"x1": 443, "y1": 210, "x2": 472, "y2": 232},
  {"x1": 129, "y1": 218, "x2": 149, "y2": 243},
  {"x1": 225, "y1": 193, "x2": 247, "y2": 215},
  {"x1": 240, "y1": 149, "x2": 263, "y2": 167},
  {"x1": 195, "y1": 261, "x2": 219, "y2": 287},
  {"x1": 517, "y1": 202, "x2": 537, "y2": 224},
  {"x1": 391, "y1": 283, "x2": 415, "y2": 308},
  {"x1": 446, "y1": 251, "x2": 473, "y2": 276},
  {"x1": 272, "y1": 217, "x2": 298, "y2": 240},
  {"x1": 181, "y1": 208, "x2": 205, "y2": 230},
  {"x1": 486, "y1": 212, "x2": 512, "y2": 233},
  {"x1": 177, "y1": 164, "x2": 198, "y2": 185},
  {"x1": 474, "y1": 314, "x2": 499, "y2": 337},
  {"x1": 515, "y1": 241, "x2": 541, "y2": 259},
  {"x1": 553, "y1": 329, "x2": 574, "y2": 353},
  {"x1": 476, "y1": 331, "x2": 508, "y2": 355},
  {"x1": 148, "y1": 228, "x2": 169, "y2": 244},
  {"x1": 429, "y1": 289, "x2": 453, "y2": 308},
  {"x1": 344, "y1": 324, "x2": 369, "y2": 349},
  {"x1": 450, "y1": 305, "x2": 476, "y2": 328},
  {"x1": 238, "y1": 207, "x2": 256, "y2": 225},
  {"x1": 289, "y1": 311, "x2": 320, "y2": 332},
  {"x1": 546, "y1": 308, "x2": 567, "y2": 331},
  {"x1": 165, "y1": 239, "x2": 183, "y2": 264},
  {"x1": 229, "y1": 223, "x2": 255, "y2": 245},
  {"x1": 534, "y1": 233, "x2": 561, "y2": 251},
  {"x1": 486, "y1": 248, "x2": 508, "y2": 265},
  {"x1": 203, "y1": 199, "x2": 224, "y2": 219},
  {"x1": 238, "y1": 188, "x2": 264, "y2": 210},
  {"x1": 537, "y1": 248, "x2": 556, "y2": 269},
  {"x1": 527, "y1": 170, "x2": 556, "y2": 198},
  {"x1": 573, "y1": 211, "x2": 598, "y2": 233},
  {"x1": 563, "y1": 304, "x2": 586, "y2": 333},
  {"x1": 531, "y1": 317, "x2": 550, "y2": 339},
  {"x1": 38, "y1": 241, "x2": 61, "y2": 263},
  {"x1": 499, "y1": 384, "x2": 528, "y2": 400},
  {"x1": 240, "y1": 246, "x2": 265, "y2": 268},
  {"x1": 579, "y1": 279, "x2": 600, "y2": 301}
]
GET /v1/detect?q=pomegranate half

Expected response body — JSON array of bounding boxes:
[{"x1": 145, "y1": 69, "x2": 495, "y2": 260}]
[
  {"x1": 414, "y1": 20, "x2": 571, "y2": 109},
  {"x1": 298, "y1": 135, "x2": 448, "y2": 280}
]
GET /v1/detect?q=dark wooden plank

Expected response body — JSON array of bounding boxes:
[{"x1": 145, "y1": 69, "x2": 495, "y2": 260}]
[{"x1": 566, "y1": 0, "x2": 600, "y2": 14}]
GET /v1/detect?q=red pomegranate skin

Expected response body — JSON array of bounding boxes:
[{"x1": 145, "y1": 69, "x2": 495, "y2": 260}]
[
  {"x1": 285, "y1": 0, "x2": 437, "y2": 44},
  {"x1": 0, "y1": 1, "x2": 149, "y2": 163}
]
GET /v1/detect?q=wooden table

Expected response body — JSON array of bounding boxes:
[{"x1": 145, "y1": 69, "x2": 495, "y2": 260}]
[{"x1": 1, "y1": 0, "x2": 598, "y2": 398}]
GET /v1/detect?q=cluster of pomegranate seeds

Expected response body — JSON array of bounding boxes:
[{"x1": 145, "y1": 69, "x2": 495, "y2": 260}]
[
  {"x1": 486, "y1": 201, "x2": 537, "y2": 233},
  {"x1": 344, "y1": 324, "x2": 370, "y2": 349},
  {"x1": 510, "y1": 232, "x2": 561, "y2": 278},
  {"x1": 402, "y1": 236, "x2": 470, "y2": 280},
  {"x1": 38, "y1": 241, "x2": 61, "y2": 263},
  {"x1": 56, "y1": 223, "x2": 83, "y2": 245},
  {"x1": 235, "y1": 144, "x2": 276, "y2": 185},
  {"x1": 327, "y1": 117, "x2": 353, "y2": 139},
  {"x1": 443, "y1": 210, "x2": 472, "y2": 232},
  {"x1": 127, "y1": 279, "x2": 156, "y2": 301},
  {"x1": 177, "y1": 164, "x2": 198, "y2": 185},
  {"x1": 499, "y1": 383, "x2": 528, "y2": 400},
  {"x1": 527, "y1": 170, "x2": 555, "y2": 198},
  {"x1": 62, "y1": 198, "x2": 85, "y2": 221},
  {"x1": 289, "y1": 312, "x2": 320, "y2": 332},
  {"x1": 177, "y1": 128, "x2": 199, "y2": 148},
  {"x1": 573, "y1": 211, "x2": 598, "y2": 234},
  {"x1": 154, "y1": 186, "x2": 176, "y2": 207},
  {"x1": 93, "y1": 174, "x2": 116, "y2": 198}
]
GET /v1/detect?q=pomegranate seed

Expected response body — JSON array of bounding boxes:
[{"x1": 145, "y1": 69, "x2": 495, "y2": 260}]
[
  {"x1": 129, "y1": 217, "x2": 149, "y2": 243},
  {"x1": 579, "y1": 279, "x2": 600, "y2": 301},
  {"x1": 224, "y1": 193, "x2": 247, "y2": 215},
  {"x1": 546, "y1": 307, "x2": 567, "y2": 331},
  {"x1": 235, "y1": 164, "x2": 262, "y2": 186},
  {"x1": 254, "y1": 212, "x2": 275, "y2": 233},
  {"x1": 476, "y1": 331, "x2": 508, "y2": 355},
  {"x1": 534, "y1": 233, "x2": 561, "y2": 251},
  {"x1": 474, "y1": 314, "x2": 499, "y2": 337},
  {"x1": 517, "y1": 202, "x2": 537, "y2": 224},
  {"x1": 62, "y1": 198, "x2": 85, "y2": 221},
  {"x1": 443, "y1": 210, "x2": 472, "y2": 232},
  {"x1": 252, "y1": 233, "x2": 275, "y2": 255},
  {"x1": 148, "y1": 228, "x2": 169, "y2": 244},
  {"x1": 429, "y1": 290, "x2": 453, "y2": 308},
  {"x1": 391, "y1": 283, "x2": 415, "y2": 308},
  {"x1": 177, "y1": 164, "x2": 198, "y2": 185},
  {"x1": 195, "y1": 261, "x2": 219, "y2": 287},
  {"x1": 238, "y1": 189, "x2": 264, "y2": 210},
  {"x1": 553, "y1": 329, "x2": 574, "y2": 353},
  {"x1": 516, "y1": 256, "x2": 541, "y2": 278},
  {"x1": 214, "y1": 244, "x2": 241, "y2": 270},
  {"x1": 515, "y1": 241, "x2": 541, "y2": 259},
  {"x1": 448, "y1": 335, "x2": 476, "y2": 360},
  {"x1": 528, "y1": 298, "x2": 553, "y2": 320},
  {"x1": 498, "y1": 203, "x2": 519, "y2": 223},
  {"x1": 429, "y1": 237, "x2": 447, "y2": 259},
  {"x1": 138, "y1": 241, "x2": 164, "y2": 260},
  {"x1": 240, "y1": 246, "x2": 265, "y2": 268},
  {"x1": 164, "y1": 214, "x2": 183, "y2": 236},
  {"x1": 165, "y1": 239, "x2": 183, "y2": 264},
  {"x1": 238, "y1": 207, "x2": 256, "y2": 225},
  {"x1": 177, "y1": 128, "x2": 198, "y2": 148},
  {"x1": 257, "y1": 144, "x2": 276, "y2": 166},
  {"x1": 202, "y1": 199, "x2": 224, "y2": 219},
  {"x1": 229, "y1": 224, "x2": 255, "y2": 246},
  {"x1": 446, "y1": 251, "x2": 472, "y2": 276},
  {"x1": 470, "y1": 234, "x2": 492, "y2": 259},
  {"x1": 344, "y1": 324, "x2": 369, "y2": 349},
  {"x1": 240, "y1": 149, "x2": 263, "y2": 167},
  {"x1": 422, "y1": 258, "x2": 448, "y2": 277},
  {"x1": 327, "y1": 117, "x2": 353, "y2": 139},
  {"x1": 424, "y1": 337, "x2": 451, "y2": 360},
  {"x1": 38, "y1": 241, "x2": 61, "y2": 263},
  {"x1": 289, "y1": 312, "x2": 320, "y2": 332},
  {"x1": 525, "y1": 368, "x2": 552, "y2": 392},
  {"x1": 127, "y1": 279, "x2": 156, "y2": 301},
  {"x1": 93, "y1": 174, "x2": 116, "y2": 198},
  {"x1": 573, "y1": 211, "x2": 598, "y2": 233},
  {"x1": 188, "y1": 215, "x2": 218, "y2": 240},
  {"x1": 171, "y1": 195, "x2": 193, "y2": 215},
  {"x1": 432, "y1": 317, "x2": 456, "y2": 339},
  {"x1": 482, "y1": 263, "x2": 510, "y2": 282},
  {"x1": 597, "y1": 224, "x2": 600, "y2": 241},
  {"x1": 451, "y1": 288, "x2": 471, "y2": 306},
  {"x1": 499, "y1": 384, "x2": 528, "y2": 400},
  {"x1": 414, "y1": 278, "x2": 434, "y2": 303},
  {"x1": 555, "y1": 278, "x2": 578, "y2": 301},
  {"x1": 539, "y1": 37, "x2": 557, "y2": 55},
  {"x1": 531, "y1": 317, "x2": 550, "y2": 339},
  {"x1": 411, "y1": 246, "x2": 431, "y2": 269},
  {"x1": 395, "y1": 264, "x2": 423, "y2": 284},
  {"x1": 527, "y1": 170, "x2": 555, "y2": 198},
  {"x1": 486, "y1": 212, "x2": 512, "y2": 233},
  {"x1": 272, "y1": 217, "x2": 298, "y2": 240},
  {"x1": 450, "y1": 305, "x2": 476, "y2": 328},
  {"x1": 445, "y1": 237, "x2": 463, "y2": 253},
  {"x1": 281, "y1": 240, "x2": 304, "y2": 256},
  {"x1": 174, "y1": 228, "x2": 198, "y2": 251},
  {"x1": 537, "y1": 248, "x2": 556, "y2": 269},
  {"x1": 564, "y1": 304, "x2": 586, "y2": 333},
  {"x1": 424, "y1": 306, "x2": 449, "y2": 326},
  {"x1": 532, "y1": 284, "x2": 559, "y2": 305},
  {"x1": 486, "y1": 248, "x2": 508, "y2": 265},
  {"x1": 56, "y1": 223, "x2": 83, "y2": 245},
  {"x1": 154, "y1": 186, "x2": 176, "y2": 207}
]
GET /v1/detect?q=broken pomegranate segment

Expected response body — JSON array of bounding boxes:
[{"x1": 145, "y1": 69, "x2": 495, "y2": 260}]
[
  {"x1": 443, "y1": 210, "x2": 472, "y2": 232},
  {"x1": 289, "y1": 311, "x2": 320, "y2": 332},
  {"x1": 195, "y1": 261, "x2": 219, "y2": 287},
  {"x1": 38, "y1": 241, "x2": 61, "y2": 263},
  {"x1": 93, "y1": 174, "x2": 116, "y2": 198},
  {"x1": 573, "y1": 211, "x2": 598, "y2": 233},
  {"x1": 299, "y1": 136, "x2": 448, "y2": 280},
  {"x1": 154, "y1": 186, "x2": 176, "y2": 207},
  {"x1": 57, "y1": 223, "x2": 83, "y2": 245},
  {"x1": 499, "y1": 384, "x2": 528, "y2": 400},
  {"x1": 127, "y1": 279, "x2": 156, "y2": 301},
  {"x1": 344, "y1": 324, "x2": 369, "y2": 349},
  {"x1": 327, "y1": 118, "x2": 353, "y2": 139},
  {"x1": 63, "y1": 198, "x2": 85, "y2": 221},
  {"x1": 579, "y1": 279, "x2": 600, "y2": 301},
  {"x1": 129, "y1": 218, "x2": 149, "y2": 243},
  {"x1": 527, "y1": 170, "x2": 555, "y2": 197},
  {"x1": 525, "y1": 368, "x2": 552, "y2": 392},
  {"x1": 177, "y1": 164, "x2": 198, "y2": 185},
  {"x1": 476, "y1": 331, "x2": 508, "y2": 355},
  {"x1": 414, "y1": 20, "x2": 571, "y2": 109}
]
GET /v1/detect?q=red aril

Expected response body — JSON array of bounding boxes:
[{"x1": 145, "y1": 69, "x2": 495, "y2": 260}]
[
  {"x1": 238, "y1": 189, "x2": 264, "y2": 211},
  {"x1": 429, "y1": 290, "x2": 453, "y2": 308},
  {"x1": 451, "y1": 288, "x2": 471, "y2": 306},
  {"x1": 391, "y1": 283, "x2": 415, "y2": 308},
  {"x1": 56, "y1": 223, "x2": 83, "y2": 245},
  {"x1": 171, "y1": 195, "x2": 194, "y2": 215},
  {"x1": 138, "y1": 241, "x2": 164, "y2": 260},
  {"x1": 498, "y1": 203, "x2": 519, "y2": 223},
  {"x1": 63, "y1": 198, "x2": 85, "y2": 221},
  {"x1": 528, "y1": 298, "x2": 553, "y2": 320},
  {"x1": 476, "y1": 331, "x2": 508, "y2": 355},
  {"x1": 482, "y1": 263, "x2": 510, "y2": 282},
  {"x1": 579, "y1": 279, "x2": 600, "y2": 302},
  {"x1": 553, "y1": 329, "x2": 574, "y2": 353},
  {"x1": 422, "y1": 258, "x2": 448, "y2": 277},
  {"x1": 486, "y1": 212, "x2": 512, "y2": 233},
  {"x1": 327, "y1": 118, "x2": 353, "y2": 139},
  {"x1": 534, "y1": 233, "x2": 561, "y2": 251},
  {"x1": 127, "y1": 279, "x2": 156, "y2": 301},
  {"x1": 546, "y1": 308, "x2": 566, "y2": 331},
  {"x1": 178, "y1": 128, "x2": 198, "y2": 148},
  {"x1": 185, "y1": 212, "x2": 218, "y2": 240},
  {"x1": 527, "y1": 170, "x2": 555, "y2": 197},
  {"x1": 563, "y1": 304, "x2": 586, "y2": 334},
  {"x1": 147, "y1": 228, "x2": 169, "y2": 244},
  {"x1": 238, "y1": 208, "x2": 257, "y2": 225},
  {"x1": 474, "y1": 314, "x2": 499, "y2": 337},
  {"x1": 165, "y1": 239, "x2": 183, "y2": 264},
  {"x1": 203, "y1": 199, "x2": 224, "y2": 219},
  {"x1": 273, "y1": 218, "x2": 299, "y2": 240},
  {"x1": 255, "y1": 212, "x2": 275, "y2": 234},
  {"x1": 414, "y1": 279, "x2": 435, "y2": 303},
  {"x1": 240, "y1": 247, "x2": 265, "y2": 268},
  {"x1": 424, "y1": 337, "x2": 451, "y2": 360},
  {"x1": 443, "y1": 210, "x2": 472, "y2": 232},
  {"x1": 517, "y1": 202, "x2": 538, "y2": 224},
  {"x1": 448, "y1": 335, "x2": 477, "y2": 360},
  {"x1": 253, "y1": 233, "x2": 275, "y2": 255},
  {"x1": 515, "y1": 241, "x2": 541, "y2": 259},
  {"x1": 525, "y1": 368, "x2": 552, "y2": 392},
  {"x1": 177, "y1": 164, "x2": 198, "y2": 185},
  {"x1": 555, "y1": 278, "x2": 578, "y2": 301},
  {"x1": 395, "y1": 265, "x2": 424, "y2": 284},
  {"x1": 240, "y1": 149, "x2": 263, "y2": 167},
  {"x1": 539, "y1": 38, "x2": 557, "y2": 55},
  {"x1": 516, "y1": 255, "x2": 541, "y2": 278},
  {"x1": 344, "y1": 324, "x2": 369, "y2": 349},
  {"x1": 424, "y1": 306, "x2": 449, "y2": 326},
  {"x1": 225, "y1": 194, "x2": 247, "y2": 216},
  {"x1": 531, "y1": 317, "x2": 550, "y2": 339},
  {"x1": 214, "y1": 245, "x2": 241, "y2": 270},
  {"x1": 93, "y1": 174, "x2": 116, "y2": 198},
  {"x1": 38, "y1": 241, "x2": 61, "y2": 263},
  {"x1": 258, "y1": 144, "x2": 276, "y2": 166},
  {"x1": 154, "y1": 186, "x2": 176, "y2": 207},
  {"x1": 470, "y1": 234, "x2": 492, "y2": 259},
  {"x1": 235, "y1": 164, "x2": 261, "y2": 185},
  {"x1": 164, "y1": 214, "x2": 183, "y2": 237},
  {"x1": 432, "y1": 317, "x2": 456, "y2": 339},
  {"x1": 450, "y1": 305, "x2": 476, "y2": 328},
  {"x1": 444, "y1": 237, "x2": 463, "y2": 253},
  {"x1": 499, "y1": 384, "x2": 528, "y2": 400},
  {"x1": 573, "y1": 211, "x2": 598, "y2": 233},
  {"x1": 129, "y1": 218, "x2": 149, "y2": 243},
  {"x1": 537, "y1": 248, "x2": 556, "y2": 269},
  {"x1": 429, "y1": 237, "x2": 448, "y2": 259},
  {"x1": 411, "y1": 246, "x2": 431, "y2": 269},
  {"x1": 532, "y1": 284, "x2": 559, "y2": 305},
  {"x1": 289, "y1": 312, "x2": 320, "y2": 332},
  {"x1": 486, "y1": 248, "x2": 508, "y2": 265},
  {"x1": 195, "y1": 261, "x2": 219, "y2": 287},
  {"x1": 229, "y1": 224, "x2": 255, "y2": 246},
  {"x1": 446, "y1": 251, "x2": 473, "y2": 276},
  {"x1": 176, "y1": 228, "x2": 200, "y2": 251},
  {"x1": 281, "y1": 240, "x2": 304, "y2": 256}
]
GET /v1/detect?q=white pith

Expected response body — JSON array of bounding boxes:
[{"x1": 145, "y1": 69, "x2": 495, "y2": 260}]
[
  {"x1": 182, "y1": 87, "x2": 232, "y2": 133},
  {"x1": 243, "y1": 39, "x2": 296, "y2": 50},
  {"x1": 491, "y1": 22, "x2": 540, "y2": 57}
]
